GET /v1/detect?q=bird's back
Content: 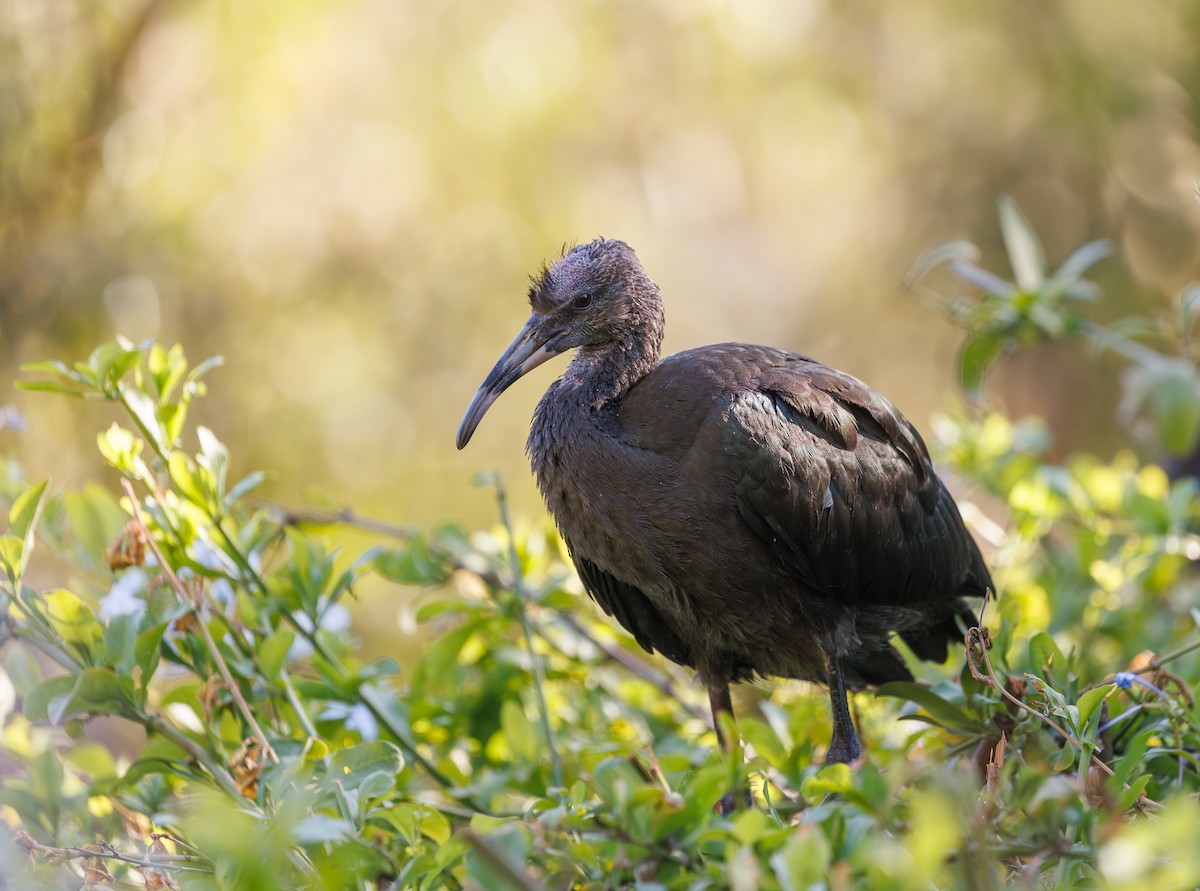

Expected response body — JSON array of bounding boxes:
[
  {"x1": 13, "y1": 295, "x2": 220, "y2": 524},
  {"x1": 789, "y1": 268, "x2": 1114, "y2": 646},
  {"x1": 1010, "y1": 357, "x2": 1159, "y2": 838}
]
[{"x1": 598, "y1": 343, "x2": 991, "y2": 682}]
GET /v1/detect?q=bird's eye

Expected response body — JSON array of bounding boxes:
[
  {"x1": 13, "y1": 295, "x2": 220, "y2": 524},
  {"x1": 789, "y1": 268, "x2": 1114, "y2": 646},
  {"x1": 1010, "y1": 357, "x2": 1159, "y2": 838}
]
[{"x1": 573, "y1": 292, "x2": 594, "y2": 310}]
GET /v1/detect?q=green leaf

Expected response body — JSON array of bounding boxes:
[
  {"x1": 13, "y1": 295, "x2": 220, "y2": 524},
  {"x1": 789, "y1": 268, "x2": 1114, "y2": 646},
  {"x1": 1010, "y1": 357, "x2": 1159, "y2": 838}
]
[
  {"x1": 168, "y1": 452, "x2": 211, "y2": 509},
  {"x1": 160, "y1": 402, "x2": 187, "y2": 446},
  {"x1": 43, "y1": 589, "x2": 104, "y2": 648},
  {"x1": 61, "y1": 484, "x2": 127, "y2": 572},
  {"x1": 959, "y1": 334, "x2": 1006, "y2": 402},
  {"x1": 20, "y1": 359, "x2": 76, "y2": 378},
  {"x1": 1110, "y1": 727, "x2": 1154, "y2": 787},
  {"x1": 329, "y1": 741, "x2": 405, "y2": 790},
  {"x1": 108, "y1": 345, "x2": 147, "y2": 386},
  {"x1": 65, "y1": 741, "x2": 118, "y2": 782},
  {"x1": 4, "y1": 645, "x2": 43, "y2": 696},
  {"x1": 1076, "y1": 685, "x2": 1113, "y2": 736},
  {"x1": 3, "y1": 480, "x2": 49, "y2": 587},
  {"x1": 730, "y1": 807, "x2": 770, "y2": 845},
  {"x1": 592, "y1": 757, "x2": 646, "y2": 813},
  {"x1": 1116, "y1": 773, "x2": 1152, "y2": 812},
  {"x1": 0, "y1": 535, "x2": 24, "y2": 587},
  {"x1": 292, "y1": 814, "x2": 353, "y2": 844},
  {"x1": 800, "y1": 762, "x2": 854, "y2": 799},
  {"x1": 258, "y1": 628, "x2": 295, "y2": 682},
  {"x1": 1048, "y1": 743, "x2": 1075, "y2": 772},
  {"x1": 500, "y1": 698, "x2": 539, "y2": 763},
  {"x1": 223, "y1": 470, "x2": 268, "y2": 511},
  {"x1": 23, "y1": 674, "x2": 75, "y2": 721},
  {"x1": 875, "y1": 682, "x2": 983, "y2": 733},
  {"x1": 97, "y1": 424, "x2": 145, "y2": 475},
  {"x1": 197, "y1": 426, "x2": 230, "y2": 498},
  {"x1": 135, "y1": 622, "x2": 167, "y2": 685},
  {"x1": 122, "y1": 386, "x2": 166, "y2": 455},
  {"x1": 465, "y1": 825, "x2": 529, "y2": 891},
  {"x1": 373, "y1": 540, "x2": 450, "y2": 586},
  {"x1": 998, "y1": 195, "x2": 1045, "y2": 292},
  {"x1": 149, "y1": 343, "x2": 188, "y2": 403},
  {"x1": 25, "y1": 669, "x2": 138, "y2": 722},
  {"x1": 186, "y1": 355, "x2": 225, "y2": 385},
  {"x1": 13, "y1": 379, "x2": 89, "y2": 397},
  {"x1": 1048, "y1": 238, "x2": 1111, "y2": 291},
  {"x1": 1150, "y1": 360, "x2": 1200, "y2": 455},
  {"x1": 104, "y1": 613, "x2": 140, "y2": 676},
  {"x1": 1028, "y1": 632, "x2": 1066, "y2": 674},
  {"x1": 770, "y1": 828, "x2": 832, "y2": 891}
]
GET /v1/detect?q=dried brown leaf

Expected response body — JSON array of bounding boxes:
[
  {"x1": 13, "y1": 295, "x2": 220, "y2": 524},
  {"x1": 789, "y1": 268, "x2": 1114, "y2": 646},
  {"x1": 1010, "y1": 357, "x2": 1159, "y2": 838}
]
[{"x1": 105, "y1": 519, "x2": 147, "y2": 570}]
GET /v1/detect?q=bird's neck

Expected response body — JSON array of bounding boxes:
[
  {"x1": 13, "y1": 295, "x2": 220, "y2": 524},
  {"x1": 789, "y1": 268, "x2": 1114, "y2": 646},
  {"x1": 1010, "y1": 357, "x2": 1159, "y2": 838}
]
[{"x1": 567, "y1": 322, "x2": 662, "y2": 411}]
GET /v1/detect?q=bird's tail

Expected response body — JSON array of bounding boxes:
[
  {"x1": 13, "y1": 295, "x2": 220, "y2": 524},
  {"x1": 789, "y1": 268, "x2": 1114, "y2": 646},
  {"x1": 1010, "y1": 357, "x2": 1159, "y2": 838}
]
[{"x1": 899, "y1": 598, "x2": 978, "y2": 665}]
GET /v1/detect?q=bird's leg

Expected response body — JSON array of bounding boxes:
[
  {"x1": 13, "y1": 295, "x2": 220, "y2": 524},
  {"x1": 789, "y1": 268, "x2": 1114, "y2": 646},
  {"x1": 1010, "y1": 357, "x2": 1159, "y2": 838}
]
[
  {"x1": 823, "y1": 653, "x2": 862, "y2": 765},
  {"x1": 706, "y1": 680, "x2": 751, "y2": 814},
  {"x1": 707, "y1": 681, "x2": 736, "y2": 753}
]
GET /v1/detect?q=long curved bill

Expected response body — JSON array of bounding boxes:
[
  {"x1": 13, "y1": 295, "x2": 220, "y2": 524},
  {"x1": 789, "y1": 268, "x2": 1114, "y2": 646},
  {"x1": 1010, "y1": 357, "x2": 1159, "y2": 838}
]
[{"x1": 456, "y1": 317, "x2": 560, "y2": 449}]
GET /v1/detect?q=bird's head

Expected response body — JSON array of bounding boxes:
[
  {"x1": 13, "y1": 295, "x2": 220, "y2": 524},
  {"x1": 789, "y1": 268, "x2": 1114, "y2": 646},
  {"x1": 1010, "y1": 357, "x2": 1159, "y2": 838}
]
[{"x1": 456, "y1": 238, "x2": 662, "y2": 449}]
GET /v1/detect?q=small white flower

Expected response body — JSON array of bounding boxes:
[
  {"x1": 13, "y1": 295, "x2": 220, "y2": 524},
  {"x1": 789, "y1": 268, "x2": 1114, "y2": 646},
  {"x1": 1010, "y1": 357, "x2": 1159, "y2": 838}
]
[
  {"x1": 287, "y1": 602, "x2": 353, "y2": 660},
  {"x1": 100, "y1": 568, "x2": 148, "y2": 621},
  {"x1": 320, "y1": 702, "x2": 378, "y2": 741}
]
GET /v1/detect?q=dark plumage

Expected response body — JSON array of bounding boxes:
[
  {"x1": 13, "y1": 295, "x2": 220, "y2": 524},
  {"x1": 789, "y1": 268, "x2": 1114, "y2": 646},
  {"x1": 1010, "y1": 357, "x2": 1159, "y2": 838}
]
[{"x1": 457, "y1": 238, "x2": 991, "y2": 781}]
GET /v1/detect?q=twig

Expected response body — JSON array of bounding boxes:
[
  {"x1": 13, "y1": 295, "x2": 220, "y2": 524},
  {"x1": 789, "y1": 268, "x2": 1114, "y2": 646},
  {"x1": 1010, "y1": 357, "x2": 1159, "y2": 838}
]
[
  {"x1": 964, "y1": 625, "x2": 1161, "y2": 812},
  {"x1": 15, "y1": 832, "x2": 213, "y2": 874},
  {"x1": 121, "y1": 480, "x2": 279, "y2": 766},
  {"x1": 141, "y1": 712, "x2": 251, "y2": 803},
  {"x1": 548, "y1": 613, "x2": 711, "y2": 726},
  {"x1": 492, "y1": 474, "x2": 564, "y2": 791},
  {"x1": 460, "y1": 830, "x2": 548, "y2": 891},
  {"x1": 277, "y1": 505, "x2": 711, "y2": 724}
]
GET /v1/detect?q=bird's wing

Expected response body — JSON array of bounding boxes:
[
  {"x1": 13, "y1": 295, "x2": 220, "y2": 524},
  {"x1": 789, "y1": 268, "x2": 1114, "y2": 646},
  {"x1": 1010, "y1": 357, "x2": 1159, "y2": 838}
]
[
  {"x1": 573, "y1": 555, "x2": 695, "y2": 667},
  {"x1": 722, "y1": 356, "x2": 990, "y2": 607}
]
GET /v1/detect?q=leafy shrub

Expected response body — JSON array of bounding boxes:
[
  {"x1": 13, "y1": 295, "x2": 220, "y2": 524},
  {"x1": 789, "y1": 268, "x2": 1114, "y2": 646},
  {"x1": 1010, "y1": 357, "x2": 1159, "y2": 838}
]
[{"x1": 1, "y1": 207, "x2": 1198, "y2": 889}]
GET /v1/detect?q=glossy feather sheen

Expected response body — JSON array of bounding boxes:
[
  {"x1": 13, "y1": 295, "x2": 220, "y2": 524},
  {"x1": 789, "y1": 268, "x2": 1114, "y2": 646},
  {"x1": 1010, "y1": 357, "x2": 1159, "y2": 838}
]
[
  {"x1": 461, "y1": 238, "x2": 993, "y2": 769},
  {"x1": 528, "y1": 332, "x2": 990, "y2": 691}
]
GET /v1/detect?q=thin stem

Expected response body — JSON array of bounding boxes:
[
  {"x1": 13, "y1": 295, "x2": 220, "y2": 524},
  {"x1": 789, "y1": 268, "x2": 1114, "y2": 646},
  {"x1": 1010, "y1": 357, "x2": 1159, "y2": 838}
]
[
  {"x1": 277, "y1": 505, "x2": 710, "y2": 724},
  {"x1": 547, "y1": 612, "x2": 711, "y2": 726},
  {"x1": 141, "y1": 712, "x2": 251, "y2": 804},
  {"x1": 122, "y1": 480, "x2": 280, "y2": 766},
  {"x1": 460, "y1": 831, "x2": 548, "y2": 891},
  {"x1": 5, "y1": 623, "x2": 80, "y2": 672},
  {"x1": 493, "y1": 474, "x2": 563, "y2": 791},
  {"x1": 15, "y1": 833, "x2": 214, "y2": 875},
  {"x1": 280, "y1": 667, "x2": 321, "y2": 741},
  {"x1": 964, "y1": 626, "x2": 1161, "y2": 812}
]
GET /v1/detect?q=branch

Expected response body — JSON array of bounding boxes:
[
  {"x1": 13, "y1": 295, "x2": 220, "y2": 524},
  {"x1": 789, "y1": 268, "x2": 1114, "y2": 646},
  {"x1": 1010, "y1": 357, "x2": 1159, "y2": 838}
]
[
  {"x1": 15, "y1": 831, "x2": 213, "y2": 875},
  {"x1": 277, "y1": 505, "x2": 712, "y2": 725},
  {"x1": 492, "y1": 474, "x2": 563, "y2": 790},
  {"x1": 460, "y1": 831, "x2": 548, "y2": 891},
  {"x1": 122, "y1": 480, "x2": 279, "y2": 766},
  {"x1": 964, "y1": 625, "x2": 1161, "y2": 812}
]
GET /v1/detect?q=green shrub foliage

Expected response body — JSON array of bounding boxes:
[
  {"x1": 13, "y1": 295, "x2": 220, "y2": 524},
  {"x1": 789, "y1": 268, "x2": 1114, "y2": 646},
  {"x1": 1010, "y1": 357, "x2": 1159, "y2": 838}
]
[{"x1": 2, "y1": 212, "x2": 1198, "y2": 889}]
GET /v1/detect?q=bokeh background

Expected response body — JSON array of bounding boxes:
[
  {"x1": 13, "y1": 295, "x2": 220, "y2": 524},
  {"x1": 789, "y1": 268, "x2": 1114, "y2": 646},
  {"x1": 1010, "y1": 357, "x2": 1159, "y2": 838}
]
[{"x1": 3, "y1": 1, "x2": 1199, "y2": 558}]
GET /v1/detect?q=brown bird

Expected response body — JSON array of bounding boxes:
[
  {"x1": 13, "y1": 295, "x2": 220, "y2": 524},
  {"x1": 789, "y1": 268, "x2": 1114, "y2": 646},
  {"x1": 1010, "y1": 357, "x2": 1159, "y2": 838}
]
[{"x1": 457, "y1": 238, "x2": 991, "y2": 781}]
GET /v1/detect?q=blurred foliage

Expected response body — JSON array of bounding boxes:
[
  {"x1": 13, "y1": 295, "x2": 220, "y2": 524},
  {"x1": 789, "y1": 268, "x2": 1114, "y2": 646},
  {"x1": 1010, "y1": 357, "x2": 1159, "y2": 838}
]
[
  {"x1": 910, "y1": 196, "x2": 1200, "y2": 462},
  {"x1": 4, "y1": 0, "x2": 1200, "y2": 886},
  {"x1": 5, "y1": 0, "x2": 1200, "y2": 528},
  {"x1": 1, "y1": 213, "x2": 1199, "y2": 890}
]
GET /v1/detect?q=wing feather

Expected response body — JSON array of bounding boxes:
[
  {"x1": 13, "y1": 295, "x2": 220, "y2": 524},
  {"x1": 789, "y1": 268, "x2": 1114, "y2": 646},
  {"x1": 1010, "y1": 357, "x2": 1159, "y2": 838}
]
[
  {"x1": 573, "y1": 555, "x2": 695, "y2": 667},
  {"x1": 726, "y1": 362, "x2": 990, "y2": 606}
]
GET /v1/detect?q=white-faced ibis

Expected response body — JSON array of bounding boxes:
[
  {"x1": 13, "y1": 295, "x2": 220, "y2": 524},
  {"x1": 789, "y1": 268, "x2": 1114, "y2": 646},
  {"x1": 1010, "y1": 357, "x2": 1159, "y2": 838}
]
[{"x1": 457, "y1": 238, "x2": 991, "y2": 778}]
